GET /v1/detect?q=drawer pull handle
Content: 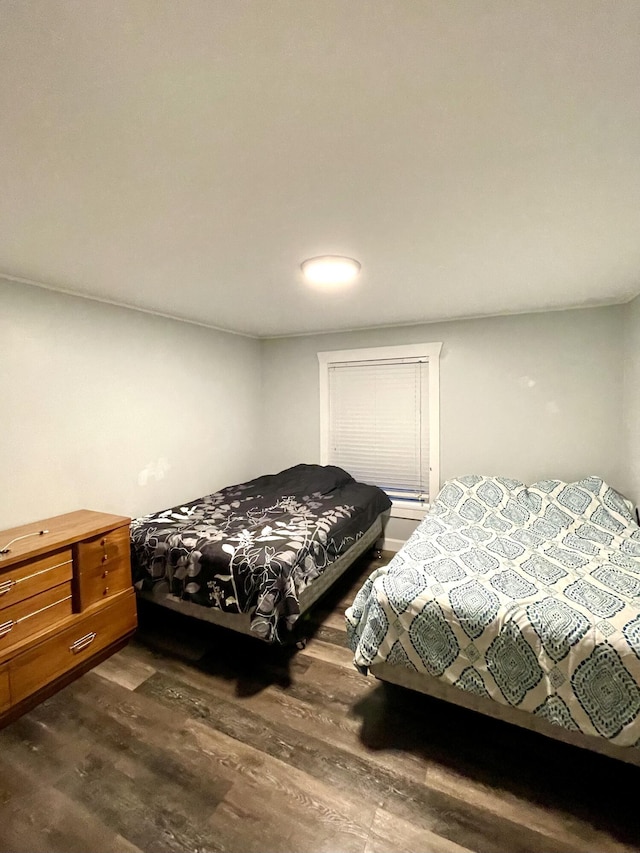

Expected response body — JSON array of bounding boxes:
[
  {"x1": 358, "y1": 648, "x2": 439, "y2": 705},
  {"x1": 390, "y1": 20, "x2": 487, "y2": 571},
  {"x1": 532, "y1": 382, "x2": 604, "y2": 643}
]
[
  {"x1": 0, "y1": 579, "x2": 15, "y2": 596},
  {"x1": 70, "y1": 632, "x2": 97, "y2": 654},
  {"x1": 0, "y1": 620, "x2": 14, "y2": 638},
  {"x1": 102, "y1": 555, "x2": 108, "y2": 563},
  {"x1": 101, "y1": 539, "x2": 107, "y2": 547}
]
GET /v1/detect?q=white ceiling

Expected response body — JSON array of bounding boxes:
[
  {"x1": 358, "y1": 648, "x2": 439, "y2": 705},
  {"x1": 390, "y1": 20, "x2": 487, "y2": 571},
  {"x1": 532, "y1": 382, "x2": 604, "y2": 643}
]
[{"x1": 1, "y1": 1, "x2": 639, "y2": 338}]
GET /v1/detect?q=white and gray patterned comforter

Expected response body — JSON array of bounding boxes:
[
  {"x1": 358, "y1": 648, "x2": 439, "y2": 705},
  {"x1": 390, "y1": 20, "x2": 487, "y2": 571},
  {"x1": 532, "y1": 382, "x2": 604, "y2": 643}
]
[{"x1": 347, "y1": 476, "x2": 640, "y2": 748}]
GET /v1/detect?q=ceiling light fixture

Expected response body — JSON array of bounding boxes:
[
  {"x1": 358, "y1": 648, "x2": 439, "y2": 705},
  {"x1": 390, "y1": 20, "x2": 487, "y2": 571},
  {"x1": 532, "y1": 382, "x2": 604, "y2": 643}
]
[{"x1": 300, "y1": 255, "x2": 361, "y2": 286}]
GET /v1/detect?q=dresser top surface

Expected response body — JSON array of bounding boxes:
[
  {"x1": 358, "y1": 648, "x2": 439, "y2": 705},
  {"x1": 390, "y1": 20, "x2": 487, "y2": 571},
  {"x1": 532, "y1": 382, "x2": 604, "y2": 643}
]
[{"x1": 0, "y1": 510, "x2": 130, "y2": 569}]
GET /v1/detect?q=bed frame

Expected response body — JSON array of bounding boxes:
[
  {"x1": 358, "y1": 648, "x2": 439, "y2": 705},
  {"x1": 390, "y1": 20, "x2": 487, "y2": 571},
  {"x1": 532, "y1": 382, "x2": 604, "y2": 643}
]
[
  {"x1": 370, "y1": 661, "x2": 640, "y2": 768},
  {"x1": 136, "y1": 512, "x2": 386, "y2": 640}
]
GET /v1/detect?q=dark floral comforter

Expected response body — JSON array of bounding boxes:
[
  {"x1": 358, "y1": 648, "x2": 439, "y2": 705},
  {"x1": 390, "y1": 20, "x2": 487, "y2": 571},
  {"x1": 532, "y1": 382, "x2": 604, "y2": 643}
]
[{"x1": 130, "y1": 464, "x2": 390, "y2": 642}]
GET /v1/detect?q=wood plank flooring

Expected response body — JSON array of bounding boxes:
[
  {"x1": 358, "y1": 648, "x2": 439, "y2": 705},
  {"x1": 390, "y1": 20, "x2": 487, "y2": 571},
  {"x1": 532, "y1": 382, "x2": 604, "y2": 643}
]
[{"x1": 1, "y1": 550, "x2": 639, "y2": 853}]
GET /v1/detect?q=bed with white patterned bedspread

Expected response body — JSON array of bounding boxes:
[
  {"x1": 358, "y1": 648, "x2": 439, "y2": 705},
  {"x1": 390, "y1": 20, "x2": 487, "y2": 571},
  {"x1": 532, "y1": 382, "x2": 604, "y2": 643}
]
[{"x1": 347, "y1": 475, "x2": 640, "y2": 750}]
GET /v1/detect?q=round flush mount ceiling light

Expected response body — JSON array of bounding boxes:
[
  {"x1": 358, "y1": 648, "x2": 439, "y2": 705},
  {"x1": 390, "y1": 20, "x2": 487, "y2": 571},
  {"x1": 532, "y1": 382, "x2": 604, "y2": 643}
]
[{"x1": 300, "y1": 255, "x2": 361, "y2": 286}]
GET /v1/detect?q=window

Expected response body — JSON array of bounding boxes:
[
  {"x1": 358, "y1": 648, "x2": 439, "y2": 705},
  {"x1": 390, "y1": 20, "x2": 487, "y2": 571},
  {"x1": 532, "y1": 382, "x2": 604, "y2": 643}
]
[{"x1": 318, "y1": 343, "x2": 442, "y2": 519}]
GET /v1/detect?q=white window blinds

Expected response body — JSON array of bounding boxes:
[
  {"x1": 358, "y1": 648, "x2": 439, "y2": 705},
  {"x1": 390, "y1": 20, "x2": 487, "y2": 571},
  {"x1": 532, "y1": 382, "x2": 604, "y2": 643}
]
[{"x1": 327, "y1": 358, "x2": 430, "y2": 502}]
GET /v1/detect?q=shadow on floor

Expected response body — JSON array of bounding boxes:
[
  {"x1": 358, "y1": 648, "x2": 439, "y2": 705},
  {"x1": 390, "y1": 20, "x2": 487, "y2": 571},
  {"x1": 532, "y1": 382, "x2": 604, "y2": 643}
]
[
  {"x1": 352, "y1": 679, "x2": 640, "y2": 847},
  {"x1": 134, "y1": 598, "x2": 304, "y2": 696}
]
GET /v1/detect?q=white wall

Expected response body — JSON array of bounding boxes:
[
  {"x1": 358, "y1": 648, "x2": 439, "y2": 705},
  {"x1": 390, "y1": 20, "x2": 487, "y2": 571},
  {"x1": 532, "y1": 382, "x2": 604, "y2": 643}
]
[
  {"x1": 622, "y1": 294, "x2": 640, "y2": 505},
  {"x1": 2, "y1": 282, "x2": 630, "y2": 546},
  {"x1": 0, "y1": 279, "x2": 262, "y2": 529},
  {"x1": 260, "y1": 306, "x2": 625, "y2": 542}
]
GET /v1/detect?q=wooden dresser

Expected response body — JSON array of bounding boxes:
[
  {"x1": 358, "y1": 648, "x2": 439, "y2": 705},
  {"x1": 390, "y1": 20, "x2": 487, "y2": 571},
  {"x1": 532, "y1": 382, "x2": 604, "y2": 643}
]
[{"x1": 0, "y1": 510, "x2": 137, "y2": 725}]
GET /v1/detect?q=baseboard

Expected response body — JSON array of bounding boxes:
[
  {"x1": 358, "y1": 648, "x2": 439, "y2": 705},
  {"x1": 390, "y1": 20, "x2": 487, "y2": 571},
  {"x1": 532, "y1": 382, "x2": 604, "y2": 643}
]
[{"x1": 380, "y1": 536, "x2": 405, "y2": 553}]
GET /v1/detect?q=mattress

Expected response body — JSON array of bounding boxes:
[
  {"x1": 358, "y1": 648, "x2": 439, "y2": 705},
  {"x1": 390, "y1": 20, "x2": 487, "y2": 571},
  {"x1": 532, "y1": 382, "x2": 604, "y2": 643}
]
[
  {"x1": 347, "y1": 475, "x2": 640, "y2": 751},
  {"x1": 131, "y1": 464, "x2": 391, "y2": 642}
]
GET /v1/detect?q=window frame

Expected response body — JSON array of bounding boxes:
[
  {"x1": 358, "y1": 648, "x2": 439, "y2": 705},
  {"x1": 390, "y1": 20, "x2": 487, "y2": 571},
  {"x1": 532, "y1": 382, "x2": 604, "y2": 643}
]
[{"x1": 318, "y1": 342, "x2": 442, "y2": 520}]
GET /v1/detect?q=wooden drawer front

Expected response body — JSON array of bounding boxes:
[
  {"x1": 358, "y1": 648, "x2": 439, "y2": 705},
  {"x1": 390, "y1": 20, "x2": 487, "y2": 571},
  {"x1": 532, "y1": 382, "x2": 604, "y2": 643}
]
[
  {"x1": 11, "y1": 591, "x2": 137, "y2": 704},
  {"x1": 78, "y1": 557, "x2": 132, "y2": 608},
  {"x1": 0, "y1": 549, "x2": 73, "y2": 612},
  {"x1": 0, "y1": 665, "x2": 9, "y2": 713},
  {"x1": 0, "y1": 583, "x2": 73, "y2": 654},
  {"x1": 76, "y1": 526, "x2": 130, "y2": 574}
]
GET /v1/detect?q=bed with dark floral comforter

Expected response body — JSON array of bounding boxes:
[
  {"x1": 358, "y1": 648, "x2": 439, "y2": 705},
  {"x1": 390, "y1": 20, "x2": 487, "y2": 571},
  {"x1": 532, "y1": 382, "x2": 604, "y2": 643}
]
[{"x1": 130, "y1": 464, "x2": 390, "y2": 642}]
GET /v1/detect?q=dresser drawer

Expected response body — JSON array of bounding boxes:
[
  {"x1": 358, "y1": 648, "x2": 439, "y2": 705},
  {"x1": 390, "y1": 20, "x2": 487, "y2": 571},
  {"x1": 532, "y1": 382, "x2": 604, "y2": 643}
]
[
  {"x1": 0, "y1": 583, "x2": 73, "y2": 655},
  {"x1": 0, "y1": 549, "x2": 73, "y2": 612},
  {"x1": 10, "y1": 591, "x2": 137, "y2": 704},
  {"x1": 76, "y1": 526, "x2": 130, "y2": 573},
  {"x1": 78, "y1": 556, "x2": 132, "y2": 608},
  {"x1": 76, "y1": 525, "x2": 132, "y2": 608},
  {"x1": 0, "y1": 665, "x2": 9, "y2": 713}
]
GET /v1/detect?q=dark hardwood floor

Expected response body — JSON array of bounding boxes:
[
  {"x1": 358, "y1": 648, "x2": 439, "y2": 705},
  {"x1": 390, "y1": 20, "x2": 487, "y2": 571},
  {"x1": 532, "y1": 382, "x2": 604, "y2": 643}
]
[{"x1": 1, "y1": 551, "x2": 639, "y2": 853}]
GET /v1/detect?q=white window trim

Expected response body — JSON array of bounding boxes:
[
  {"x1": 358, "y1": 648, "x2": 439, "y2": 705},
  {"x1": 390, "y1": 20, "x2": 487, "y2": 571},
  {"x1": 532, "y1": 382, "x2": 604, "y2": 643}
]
[{"x1": 318, "y1": 342, "x2": 442, "y2": 520}]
